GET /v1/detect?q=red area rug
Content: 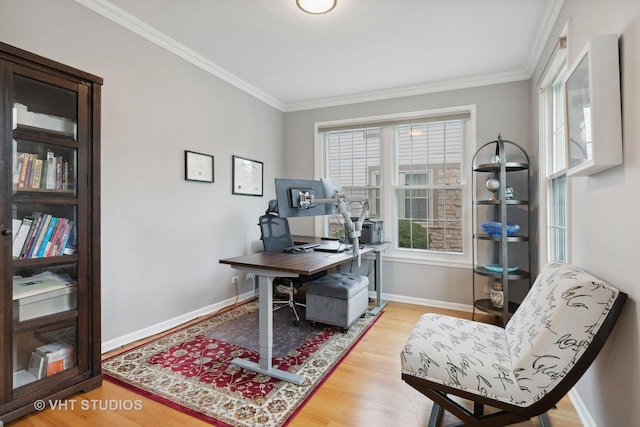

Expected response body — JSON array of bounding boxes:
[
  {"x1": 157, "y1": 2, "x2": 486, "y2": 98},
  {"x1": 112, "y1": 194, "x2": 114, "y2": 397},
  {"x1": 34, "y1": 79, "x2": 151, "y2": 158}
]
[{"x1": 103, "y1": 301, "x2": 380, "y2": 426}]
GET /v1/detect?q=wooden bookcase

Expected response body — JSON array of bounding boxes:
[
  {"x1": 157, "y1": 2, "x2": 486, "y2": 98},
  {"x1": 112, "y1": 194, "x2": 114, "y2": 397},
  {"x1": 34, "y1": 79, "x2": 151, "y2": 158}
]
[{"x1": 0, "y1": 42, "x2": 102, "y2": 423}]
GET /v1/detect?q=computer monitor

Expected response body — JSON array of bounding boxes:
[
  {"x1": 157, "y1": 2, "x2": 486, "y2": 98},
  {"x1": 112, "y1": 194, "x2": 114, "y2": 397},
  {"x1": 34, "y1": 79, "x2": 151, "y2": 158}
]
[
  {"x1": 274, "y1": 178, "x2": 332, "y2": 218},
  {"x1": 274, "y1": 177, "x2": 369, "y2": 263}
]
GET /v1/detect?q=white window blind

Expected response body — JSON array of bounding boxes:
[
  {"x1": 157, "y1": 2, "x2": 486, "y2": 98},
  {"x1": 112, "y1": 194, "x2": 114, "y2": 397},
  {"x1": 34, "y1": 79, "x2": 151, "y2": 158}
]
[{"x1": 320, "y1": 109, "x2": 471, "y2": 259}]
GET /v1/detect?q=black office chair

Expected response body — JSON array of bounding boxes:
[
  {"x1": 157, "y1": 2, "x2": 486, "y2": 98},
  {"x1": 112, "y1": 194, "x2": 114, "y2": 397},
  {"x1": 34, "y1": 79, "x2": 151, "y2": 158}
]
[{"x1": 258, "y1": 200, "x2": 305, "y2": 325}]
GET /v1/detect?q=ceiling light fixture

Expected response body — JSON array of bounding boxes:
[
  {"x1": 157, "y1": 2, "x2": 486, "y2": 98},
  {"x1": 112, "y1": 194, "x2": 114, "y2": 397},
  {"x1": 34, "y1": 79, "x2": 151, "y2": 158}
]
[{"x1": 296, "y1": 0, "x2": 337, "y2": 15}]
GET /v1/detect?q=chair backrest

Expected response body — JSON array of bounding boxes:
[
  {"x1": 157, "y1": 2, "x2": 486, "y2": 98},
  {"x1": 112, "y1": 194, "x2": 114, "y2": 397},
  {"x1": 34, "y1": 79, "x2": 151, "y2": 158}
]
[
  {"x1": 259, "y1": 213, "x2": 294, "y2": 252},
  {"x1": 505, "y1": 261, "x2": 627, "y2": 410}
]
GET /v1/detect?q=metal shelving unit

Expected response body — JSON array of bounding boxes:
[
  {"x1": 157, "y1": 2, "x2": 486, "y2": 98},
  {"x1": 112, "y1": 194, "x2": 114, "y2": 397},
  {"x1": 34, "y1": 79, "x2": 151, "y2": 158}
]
[{"x1": 471, "y1": 135, "x2": 531, "y2": 326}]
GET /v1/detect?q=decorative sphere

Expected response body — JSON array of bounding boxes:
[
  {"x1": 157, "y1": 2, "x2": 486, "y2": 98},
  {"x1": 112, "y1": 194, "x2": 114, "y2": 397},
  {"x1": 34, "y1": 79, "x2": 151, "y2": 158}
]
[{"x1": 485, "y1": 178, "x2": 500, "y2": 192}]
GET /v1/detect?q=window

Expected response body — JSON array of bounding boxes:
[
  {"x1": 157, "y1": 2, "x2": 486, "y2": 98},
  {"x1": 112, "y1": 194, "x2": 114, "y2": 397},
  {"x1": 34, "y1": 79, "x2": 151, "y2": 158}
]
[
  {"x1": 316, "y1": 107, "x2": 475, "y2": 265},
  {"x1": 539, "y1": 34, "x2": 569, "y2": 263},
  {"x1": 400, "y1": 171, "x2": 432, "y2": 222}
]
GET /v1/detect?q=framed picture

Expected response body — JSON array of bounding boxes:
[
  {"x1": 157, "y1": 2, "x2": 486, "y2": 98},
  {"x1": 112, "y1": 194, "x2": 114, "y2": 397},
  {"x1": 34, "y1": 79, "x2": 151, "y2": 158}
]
[
  {"x1": 185, "y1": 150, "x2": 214, "y2": 183},
  {"x1": 564, "y1": 33, "x2": 622, "y2": 176},
  {"x1": 232, "y1": 155, "x2": 263, "y2": 196}
]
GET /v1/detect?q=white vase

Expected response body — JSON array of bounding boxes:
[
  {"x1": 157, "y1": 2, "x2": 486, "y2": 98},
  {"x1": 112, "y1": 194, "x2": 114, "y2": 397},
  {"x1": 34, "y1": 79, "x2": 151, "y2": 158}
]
[
  {"x1": 490, "y1": 289, "x2": 504, "y2": 308},
  {"x1": 490, "y1": 280, "x2": 504, "y2": 308}
]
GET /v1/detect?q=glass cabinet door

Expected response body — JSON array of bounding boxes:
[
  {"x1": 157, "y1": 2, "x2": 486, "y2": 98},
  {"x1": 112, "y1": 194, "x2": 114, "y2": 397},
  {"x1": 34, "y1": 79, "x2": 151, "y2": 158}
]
[
  {"x1": 13, "y1": 74, "x2": 78, "y2": 140},
  {"x1": 8, "y1": 67, "x2": 86, "y2": 392}
]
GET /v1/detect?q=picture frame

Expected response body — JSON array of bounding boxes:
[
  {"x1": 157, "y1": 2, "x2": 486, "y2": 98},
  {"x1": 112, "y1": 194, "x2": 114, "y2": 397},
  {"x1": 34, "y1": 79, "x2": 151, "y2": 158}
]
[
  {"x1": 185, "y1": 150, "x2": 214, "y2": 183},
  {"x1": 564, "y1": 33, "x2": 622, "y2": 176},
  {"x1": 232, "y1": 155, "x2": 263, "y2": 196}
]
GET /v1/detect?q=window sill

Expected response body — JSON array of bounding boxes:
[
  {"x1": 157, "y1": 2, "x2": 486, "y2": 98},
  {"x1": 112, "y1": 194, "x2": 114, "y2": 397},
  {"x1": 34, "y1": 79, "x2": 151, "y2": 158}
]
[{"x1": 380, "y1": 251, "x2": 472, "y2": 270}]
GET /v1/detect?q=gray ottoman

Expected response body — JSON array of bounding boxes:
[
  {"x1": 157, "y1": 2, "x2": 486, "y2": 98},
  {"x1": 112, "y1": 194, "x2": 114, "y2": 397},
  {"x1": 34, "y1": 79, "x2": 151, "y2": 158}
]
[{"x1": 305, "y1": 273, "x2": 369, "y2": 331}]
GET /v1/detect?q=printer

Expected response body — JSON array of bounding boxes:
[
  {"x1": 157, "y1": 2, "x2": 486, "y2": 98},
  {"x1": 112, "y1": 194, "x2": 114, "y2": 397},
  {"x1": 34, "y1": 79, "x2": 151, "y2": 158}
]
[{"x1": 349, "y1": 218, "x2": 383, "y2": 244}]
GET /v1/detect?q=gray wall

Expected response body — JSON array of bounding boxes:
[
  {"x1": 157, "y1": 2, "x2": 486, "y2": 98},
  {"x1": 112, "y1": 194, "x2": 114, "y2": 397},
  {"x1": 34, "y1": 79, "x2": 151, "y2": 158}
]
[
  {"x1": 284, "y1": 81, "x2": 532, "y2": 307},
  {"x1": 529, "y1": 1, "x2": 639, "y2": 425},
  {"x1": 0, "y1": 0, "x2": 285, "y2": 346},
  {"x1": 2, "y1": 0, "x2": 638, "y2": 424}
]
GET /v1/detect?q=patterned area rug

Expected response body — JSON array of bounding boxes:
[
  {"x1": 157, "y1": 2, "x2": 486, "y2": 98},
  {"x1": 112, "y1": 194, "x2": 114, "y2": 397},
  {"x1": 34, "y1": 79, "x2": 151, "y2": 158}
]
[{"x1": 103, "y1": 301, "x2": 380, "y2": 426}]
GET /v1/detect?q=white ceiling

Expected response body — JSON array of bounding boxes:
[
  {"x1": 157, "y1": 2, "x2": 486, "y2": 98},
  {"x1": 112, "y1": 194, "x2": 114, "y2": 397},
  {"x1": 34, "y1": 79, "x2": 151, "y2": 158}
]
[{"x1": 77, "y1": 0, "x2": 563, "y2": 111}]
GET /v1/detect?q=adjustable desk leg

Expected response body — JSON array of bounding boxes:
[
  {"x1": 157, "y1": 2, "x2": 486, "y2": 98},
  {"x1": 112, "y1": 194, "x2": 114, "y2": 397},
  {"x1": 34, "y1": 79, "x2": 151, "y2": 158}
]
[
  {"x1": 368, "y1": 248, "x2": 388, "y2": 316},
  {"x1": 258, "y1": 275, "x2": 273, "y2": 366},
  {"x1": 230, "y1": 274, "x2": 305, "y2": 385}
]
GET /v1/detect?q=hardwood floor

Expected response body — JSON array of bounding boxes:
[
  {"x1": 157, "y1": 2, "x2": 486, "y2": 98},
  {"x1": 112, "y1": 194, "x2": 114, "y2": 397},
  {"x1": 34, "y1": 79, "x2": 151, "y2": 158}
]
[{"x1": 7, "y1": 301, "x2": 583, "y2": 427}]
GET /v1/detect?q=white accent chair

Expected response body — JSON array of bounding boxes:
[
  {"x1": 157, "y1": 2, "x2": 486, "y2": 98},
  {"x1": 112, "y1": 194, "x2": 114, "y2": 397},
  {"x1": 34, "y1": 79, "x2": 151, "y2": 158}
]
[{"x1": 401, "y1": 261, "x2": 627, "y2": 427}]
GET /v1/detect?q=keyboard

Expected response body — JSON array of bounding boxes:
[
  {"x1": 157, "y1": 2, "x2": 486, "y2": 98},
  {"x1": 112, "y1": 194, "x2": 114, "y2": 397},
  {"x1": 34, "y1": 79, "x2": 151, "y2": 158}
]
[
  {"x1": 313, "y1": 241, "x2": 352, "y2": 253},
  {"x1": 282, "y1": 243, "x2": 320, "y2": 253}
]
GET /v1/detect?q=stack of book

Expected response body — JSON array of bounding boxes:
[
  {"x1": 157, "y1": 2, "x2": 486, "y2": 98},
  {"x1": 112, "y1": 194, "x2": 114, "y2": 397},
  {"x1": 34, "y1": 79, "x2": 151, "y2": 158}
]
[
  {"x1": 13, "y1": 272, "x2": 77, "y2": 321},
  {"x1": 31, "y1": 342, "x2": 75, "y2": 377},
  {"x1": 14, "y1": 102, "x2": 77, "y2": 137},
  {"x1": 13, "y1": 340, "x2": 76, "y2": 387},
  {"x1": 11, "y1": 213, "x2": 76, "y2": 259}
]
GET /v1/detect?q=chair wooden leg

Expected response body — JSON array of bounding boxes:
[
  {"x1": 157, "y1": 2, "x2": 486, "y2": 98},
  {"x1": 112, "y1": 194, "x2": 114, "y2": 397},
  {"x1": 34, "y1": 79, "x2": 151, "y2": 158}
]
[
  {"x1": 474, "y1": 402, "x2": 484, "y2": 416},
  {"x1": 407, "y1": 379, "x2": 530, "y2": 427}
]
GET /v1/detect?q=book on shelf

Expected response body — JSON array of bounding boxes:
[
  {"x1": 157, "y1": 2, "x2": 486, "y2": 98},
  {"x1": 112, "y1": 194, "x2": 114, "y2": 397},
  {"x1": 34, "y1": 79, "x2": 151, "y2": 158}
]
[
  {"x1": 62, "y1": 224, "x2": 77, "y2": 255},
  {"x1": 45, "y1": 218, "x2": 66, "y2": 257},
  {"x1": 13, "y1": 369, "x2": 38, "y2": 388},
  {"x1": 35, "y1": 342, "x2": 74, "y2": 376},
  {"x1": 19, "y1": 212, "x2": 42, "y2": 259},
  {"x1": 35, "y1": 216, "x2": 59, "y2": 258},
  {"x1": 27, "y1": 214, "x2": 51, "y2": 258},
  {"x1": 57, "y1": 220, "x2": 74, "y2": 256},
  {"x1": 12, "y1": 217, "x2": 34, "y2": 259},
  {"x1": 14, "y1": 152, "x2": 24, "y2": 186},
  {"x1": 13, "y1": 271, "x2": 76, "y2": 300},
  {"x1": 12, "y1": 218, "x2": 22, "y2": 241},
  {"x1": 28, "y1": 351, "x2": 47, "y2": 379},
  {"x1": 45, "y1": 150, "x2": 56, "y2": 190},
  {"x1": 63, "y1": 160, "x2": 69, "y2": 189},
  {"x1": 31, "y1": 158, "x2": 43, "y2": 188},
  {"x1": 18, "y1": 152, "x2": 30, "y2": 188},
  {"x1": 55, "y1": 158, "x2": 62, "y2": 190},
  {"x1": 24, "y1": 155, "x2": 33, "y2": 188}
]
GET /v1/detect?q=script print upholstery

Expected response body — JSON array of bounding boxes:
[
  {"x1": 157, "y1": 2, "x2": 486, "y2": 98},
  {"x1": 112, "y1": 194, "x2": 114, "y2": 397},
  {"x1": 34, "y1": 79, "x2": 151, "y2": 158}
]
[{"x1": 400, "y1": 261, "x2": 620, "y2": 407}]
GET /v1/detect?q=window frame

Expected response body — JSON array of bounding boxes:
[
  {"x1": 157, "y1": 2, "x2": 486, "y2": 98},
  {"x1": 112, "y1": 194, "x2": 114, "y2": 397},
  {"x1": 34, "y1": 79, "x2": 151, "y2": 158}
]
[
  {"x1": 398, "y1": 169, "x2": 433, "y2": 222},
  {"x1": 538, "y1": 28, "x2": 570, "y2": 265},
  {"x1": 314, "y1": 106, "x2": 476, "y2": 268}
]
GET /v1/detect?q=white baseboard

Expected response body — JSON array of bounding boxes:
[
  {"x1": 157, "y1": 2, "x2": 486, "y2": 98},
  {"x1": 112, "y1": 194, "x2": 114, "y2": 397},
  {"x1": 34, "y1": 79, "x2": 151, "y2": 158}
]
[
  {"x1": 377, "y1": 292, "x2": 474, "y2": 314},
  {"x1": 101, "y1": 291, "x2": 256, "y2": 354},
  {"x1": 568, "y1": 388, "x2": 597, "y2": 427}
]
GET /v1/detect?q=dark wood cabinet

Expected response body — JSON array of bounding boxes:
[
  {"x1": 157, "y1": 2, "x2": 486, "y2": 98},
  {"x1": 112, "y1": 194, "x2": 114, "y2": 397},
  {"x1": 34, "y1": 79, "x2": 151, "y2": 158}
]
[{"x1": 0, "y1": 42, "x2": 102, "y2": 423}]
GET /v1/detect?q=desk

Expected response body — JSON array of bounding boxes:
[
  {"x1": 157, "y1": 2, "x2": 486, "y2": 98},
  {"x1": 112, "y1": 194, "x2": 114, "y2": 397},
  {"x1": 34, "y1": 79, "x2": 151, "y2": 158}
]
[{"x1": 219, "y1": 247, "x2": 373, "y2": 385}]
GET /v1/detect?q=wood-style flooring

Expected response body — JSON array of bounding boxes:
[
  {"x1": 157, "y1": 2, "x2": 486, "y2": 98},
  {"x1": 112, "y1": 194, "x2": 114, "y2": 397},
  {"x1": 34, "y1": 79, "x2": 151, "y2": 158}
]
[{"x1": 8, "y1": 301, "x2": 583, "y2": 426}]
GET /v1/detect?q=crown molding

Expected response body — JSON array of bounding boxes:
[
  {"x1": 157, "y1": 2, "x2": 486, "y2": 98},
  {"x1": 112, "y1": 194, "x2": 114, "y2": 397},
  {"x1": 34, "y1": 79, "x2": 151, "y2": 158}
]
[
  {"x1": 76, "y1": 0, "x2": 562, "y2": 114},
  {"x1": 525, "y1": 0, "x2": 566, "y2": 74},
  {"x1": 74, "y1": 0, "x2": 285, "y2": 111},
  {"x1": 282, "y1": 69, "x2": 531, "y2": 112}
]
